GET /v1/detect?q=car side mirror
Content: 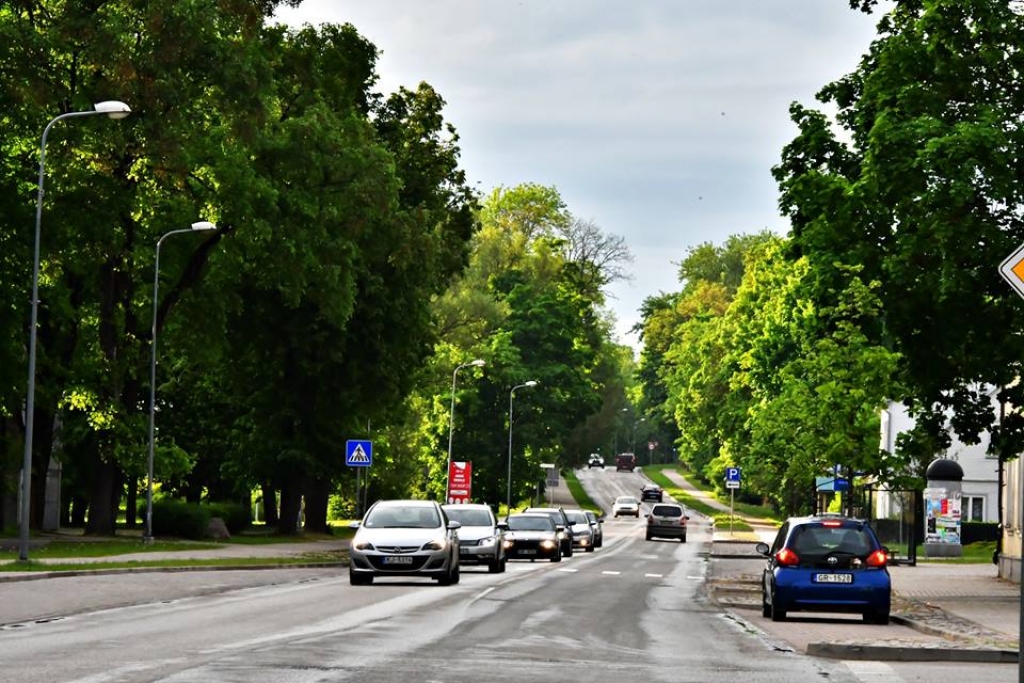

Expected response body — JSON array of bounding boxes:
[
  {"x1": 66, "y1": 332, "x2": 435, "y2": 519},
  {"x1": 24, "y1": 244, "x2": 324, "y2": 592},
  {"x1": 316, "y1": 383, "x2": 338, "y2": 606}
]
[
  {"x1": 348, "y1": 521, "x2": 361, "y2": 529},
  {"x1": 754, "y1": 542, "x2": 770, "y2": 556},
  {"x1": 556, "y1": 524, "x2": 566, "y2": 533},
  {"x1": 496, "y1": 522, "x2": 509, "y2": 530},
  {"x1": 448, "y1": 521, "x2": 462, "y2": 530}
]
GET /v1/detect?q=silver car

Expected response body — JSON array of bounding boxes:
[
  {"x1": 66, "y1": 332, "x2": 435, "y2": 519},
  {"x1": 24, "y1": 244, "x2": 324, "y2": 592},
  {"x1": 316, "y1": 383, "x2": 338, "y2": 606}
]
[
  {"x1": 348, "y1": 499, "x2": 461, "y2": 586},
  {"x1": 442, "y1": 503, "x2": 507, "y2": 573},
  {"x1": 564, "y1": 508, "x2": 596, "y2": 552}
]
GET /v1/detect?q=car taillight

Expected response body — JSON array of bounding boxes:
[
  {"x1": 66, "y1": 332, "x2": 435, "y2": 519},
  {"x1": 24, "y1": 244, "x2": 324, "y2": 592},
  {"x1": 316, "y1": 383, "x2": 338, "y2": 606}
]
[
  {"x1": 866, "y1": 549, "x2": 888, "y2": 567},
  {"x1": 775, "y1": 548, "x2": 799, "y2": 566},
  {"x1": 647, "y1": 516, "x2": 654, "y2": 525}
]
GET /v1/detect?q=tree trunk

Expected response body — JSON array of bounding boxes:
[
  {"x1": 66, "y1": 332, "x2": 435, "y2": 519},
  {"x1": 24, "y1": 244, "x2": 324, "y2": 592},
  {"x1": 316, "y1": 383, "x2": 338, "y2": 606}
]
[
  {"x1": 303, "y1": 477, "x2": 330, "y2": 534},
  {"x1": 278, "y1": 482, "x2": 301, "y2": 535},
  {"x1": 125, "y1": 475, "x2": 137, "y2": 528},
  {"x1": 85, "y1": 457, "x2": 120, "y2": 536},
  {"x1": 261, "y1": 483, "x2": 279, "y2": 526}
]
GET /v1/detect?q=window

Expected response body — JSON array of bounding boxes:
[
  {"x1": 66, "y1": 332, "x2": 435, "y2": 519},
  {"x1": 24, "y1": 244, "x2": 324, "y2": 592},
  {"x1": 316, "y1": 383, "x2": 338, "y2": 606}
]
[{"x1": 962, "y1": 495, "x2": 985, "y2": 522}]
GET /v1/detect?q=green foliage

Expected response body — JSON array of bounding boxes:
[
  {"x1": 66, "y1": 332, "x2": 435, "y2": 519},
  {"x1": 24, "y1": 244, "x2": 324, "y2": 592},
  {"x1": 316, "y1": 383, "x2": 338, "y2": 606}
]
[{"x1": 151, "y1": 499, "x2": 211, "y2": 540}]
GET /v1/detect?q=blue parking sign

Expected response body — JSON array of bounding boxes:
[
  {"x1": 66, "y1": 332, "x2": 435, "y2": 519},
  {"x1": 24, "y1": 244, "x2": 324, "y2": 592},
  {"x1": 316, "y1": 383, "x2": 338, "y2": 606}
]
[
  {"x1": 726, "y1": 467, "x2": 741, "y2": 482},
  {"x1": 346, "y1": 440, "x2": 372, "y2": 467}
]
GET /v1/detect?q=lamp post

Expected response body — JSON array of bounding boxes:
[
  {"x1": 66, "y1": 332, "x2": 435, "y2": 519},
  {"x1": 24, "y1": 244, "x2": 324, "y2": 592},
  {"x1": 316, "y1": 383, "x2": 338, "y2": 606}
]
[
  {"x1": 144, "y1": 221, "x2": 217, "y2": 543},
  {"x1": 632, "y1": 417, "x2": 646, "y2": 458},
  {"x1": 19, "y1": 101, "x2": 131, "y2": 562},
  {"x1": 444, "y1": 359, "x2": 485, "y2": 503},
  {"x1": 507, "y1": 380, "x2": 538, "y2": 513}
]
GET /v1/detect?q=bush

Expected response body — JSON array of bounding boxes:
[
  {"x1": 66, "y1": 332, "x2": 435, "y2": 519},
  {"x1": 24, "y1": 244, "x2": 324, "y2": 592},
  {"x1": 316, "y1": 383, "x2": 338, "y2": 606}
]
[
  {"x1": 205, "y1": 501, "x2": 250, "y2": 534},
  {"x1": 151, "y1": 499, "x2": 210, "y2": 540},
  {"x1": 961, "y1": 521, "x2": 999, "y2": 545}
]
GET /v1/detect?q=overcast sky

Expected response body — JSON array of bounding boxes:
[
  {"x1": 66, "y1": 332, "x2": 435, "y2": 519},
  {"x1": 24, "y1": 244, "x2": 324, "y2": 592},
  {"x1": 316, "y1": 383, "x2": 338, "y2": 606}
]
[{"x1": 274, "y1": 1, "x2": 887, "y2": 352}]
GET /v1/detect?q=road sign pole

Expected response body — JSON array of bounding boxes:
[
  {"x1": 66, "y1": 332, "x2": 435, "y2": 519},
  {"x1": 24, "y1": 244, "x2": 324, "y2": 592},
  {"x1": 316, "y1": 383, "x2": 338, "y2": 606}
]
[{"x1": 730, "y1": 487, "x2": 735, "y2": 536}]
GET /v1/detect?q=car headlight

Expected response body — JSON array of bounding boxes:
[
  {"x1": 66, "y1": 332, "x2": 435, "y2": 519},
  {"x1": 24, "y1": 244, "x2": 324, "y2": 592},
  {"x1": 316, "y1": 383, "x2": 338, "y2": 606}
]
[
  {"x1": 477, "y1": 536, "x2": 496, "y2": 547},
  {"x1": 557, "y1": 531, "x2": 567, "y2": 539},
  {"x1": 540, "y1": 539, "x2": 557, "y2": 549},
  {"x1": 353, "y1": 541, "x2": 375, "y2": 551},
  {"x1": 422, "y1": 538, "x2": 448, "y2": 551}
]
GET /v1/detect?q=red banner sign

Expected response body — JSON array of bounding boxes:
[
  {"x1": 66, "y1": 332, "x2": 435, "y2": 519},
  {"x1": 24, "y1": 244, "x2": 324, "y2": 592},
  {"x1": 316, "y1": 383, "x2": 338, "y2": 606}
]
[{"x1": 448, "y1": 461, "x2": 473, "y2": 504}]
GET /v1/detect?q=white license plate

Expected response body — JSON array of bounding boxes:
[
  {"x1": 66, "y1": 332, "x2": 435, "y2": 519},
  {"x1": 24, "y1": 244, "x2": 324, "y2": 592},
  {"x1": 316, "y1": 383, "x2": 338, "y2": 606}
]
[
  {"x1": 382, "y1": 556, "x2": 414, "y2": 565},
  {"x1": 814, "y1": 573, "x2": 852, "y2": 584}
]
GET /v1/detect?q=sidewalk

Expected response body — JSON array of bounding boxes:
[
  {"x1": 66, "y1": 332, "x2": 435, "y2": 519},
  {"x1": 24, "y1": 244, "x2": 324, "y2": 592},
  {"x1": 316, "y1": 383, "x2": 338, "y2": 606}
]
[{"x1": 656, "y1": 467, "x2": 1021, "y2": 662}]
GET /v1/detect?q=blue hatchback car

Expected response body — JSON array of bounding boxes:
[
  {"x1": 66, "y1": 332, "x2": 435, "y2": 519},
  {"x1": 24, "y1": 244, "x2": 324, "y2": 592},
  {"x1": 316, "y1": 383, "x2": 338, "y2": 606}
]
[{"x1": 755, "y1": 515, "x2": 891, "y2": 624}]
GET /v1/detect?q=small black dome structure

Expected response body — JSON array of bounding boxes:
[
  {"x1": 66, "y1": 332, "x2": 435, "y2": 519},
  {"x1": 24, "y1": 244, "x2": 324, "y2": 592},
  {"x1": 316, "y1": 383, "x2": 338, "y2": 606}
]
[{"x1": 926, "y1": 458, "x2": 964, "y2": 481}]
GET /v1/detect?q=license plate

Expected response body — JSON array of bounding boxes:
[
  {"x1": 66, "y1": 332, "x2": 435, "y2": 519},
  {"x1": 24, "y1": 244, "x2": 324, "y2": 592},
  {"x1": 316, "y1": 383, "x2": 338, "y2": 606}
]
[
  {"x1": 382, "y1": 556, "x2": 414, "y2": 565},
  {"x1": 814, "y1": 573, "x2": 852, "y2": 584},
  {"x1": 520, "y1": 549, "x2": 536, "y2": 555}
]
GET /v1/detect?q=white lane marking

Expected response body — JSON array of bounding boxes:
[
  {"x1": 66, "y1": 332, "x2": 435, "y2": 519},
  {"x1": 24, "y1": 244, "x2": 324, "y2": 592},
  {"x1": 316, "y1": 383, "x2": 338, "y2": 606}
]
[
  {"x1": 644, "y1": 573, "x2": 663, "y2": 578},
  {"x1": 602, "y1": 571, "x2": 621, "y2": 575},
  {"x1": 556, "y1": 568, "x2": 578, "y2": 573},
  {"x1": 469, "y1": 587, "x2": 496, "y2": 606},
  {"x1": 842, "y1": 661, "x2": 902, "y2": 682}
]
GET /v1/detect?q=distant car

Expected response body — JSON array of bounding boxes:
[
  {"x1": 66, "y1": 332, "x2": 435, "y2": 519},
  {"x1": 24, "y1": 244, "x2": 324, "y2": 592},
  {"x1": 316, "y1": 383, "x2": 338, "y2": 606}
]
[
  {"x1": 564, "y1": 508, "x2": 596, "y2": 552},
  {"x1": 640, "y1": 483, "x2": 663, "y2": 502},
  {"x1": 585, "y1": 510, "x2": 604, "y2": 548},
  {"x1": 442, "y1": 503, "x2": 506, "y2": 573},
  {"x1": 348, "y1": 499, "x2": 461, "y2": 586},
  {"x1": 587, "y1": 454, "x2": 604, "y2": 469},
  {"x1": 502, "y1": 513, "x2": 562, "y2": 562},
  {"x1": 756, "y1": 515, "x2": 892, "y2": 624},
  {"x1": 645, "y1": 503, "x2": 688, "y2": 542},
  {"x1": 615, "y1": 453, "x2": 637, "y2": 472},
  {"x1": 523, "y1": 506, "x2": 574, "y2": 557},
  {"x1": 612, "y1": 495, "x2": 640, "y2": 518}
]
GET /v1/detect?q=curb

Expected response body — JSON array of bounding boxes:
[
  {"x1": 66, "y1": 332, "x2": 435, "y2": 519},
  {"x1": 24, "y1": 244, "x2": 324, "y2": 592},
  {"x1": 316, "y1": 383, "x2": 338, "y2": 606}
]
[
  {"x1": 807, "y1": 641, "x2": 1018, "y2": 663},
  {"x1": 0, "y1": 560, "x2": 346, "y2": 583}
]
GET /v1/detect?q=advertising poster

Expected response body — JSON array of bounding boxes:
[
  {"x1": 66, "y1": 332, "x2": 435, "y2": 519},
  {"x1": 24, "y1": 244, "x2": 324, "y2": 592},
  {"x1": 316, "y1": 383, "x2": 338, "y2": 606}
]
[
  {"x1": 448, "y1": 461, "x2": 472, "y2": 504},
  {"x1": 924, "y1": 487, "x2": 962, "y2": 545}
]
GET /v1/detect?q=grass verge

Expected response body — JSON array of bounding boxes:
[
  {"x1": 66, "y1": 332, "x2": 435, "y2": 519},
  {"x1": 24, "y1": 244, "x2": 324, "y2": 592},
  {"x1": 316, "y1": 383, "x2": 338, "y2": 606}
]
[{"x1": 562, "y1": 468, "x2": 603, "y2": 514}]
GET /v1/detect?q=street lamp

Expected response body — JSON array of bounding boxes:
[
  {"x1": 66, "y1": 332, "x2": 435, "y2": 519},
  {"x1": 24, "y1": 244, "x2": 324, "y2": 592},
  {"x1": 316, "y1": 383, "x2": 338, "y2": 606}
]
[
  {"x1": 507, "y1": 380, "x2": 538, "y2": 513},
  {"x1": 444, "y1": 359, "x2": 485, "y2": 503},
  {"x1": 144, "y1": 221, "x2": 217, "y2": 543},
  {"x1": 632, "y1": 417, "x2": 646, "y2": 455},
  {"x1": 19, "y1": 101, "x2": 131, "y2": 562}
]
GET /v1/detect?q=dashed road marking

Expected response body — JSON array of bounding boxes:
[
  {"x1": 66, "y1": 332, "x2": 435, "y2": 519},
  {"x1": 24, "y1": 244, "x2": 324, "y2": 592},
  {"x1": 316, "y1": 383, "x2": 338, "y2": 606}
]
[
  {"x1": 556, "y1": 568, "x2": 578, "y2": 573},
  {"x1": 645, "y1": 573, "x2": 663, "y2": 578},
  {"x1": 602, "y1": 571, "x2": 621, "y2": 576}
]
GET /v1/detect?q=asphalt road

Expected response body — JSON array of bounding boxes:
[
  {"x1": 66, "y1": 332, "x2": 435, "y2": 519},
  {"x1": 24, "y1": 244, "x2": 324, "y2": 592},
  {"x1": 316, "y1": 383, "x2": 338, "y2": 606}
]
[{"x1": 0, "y1": 468, "x2": 1015, "y2": 683}]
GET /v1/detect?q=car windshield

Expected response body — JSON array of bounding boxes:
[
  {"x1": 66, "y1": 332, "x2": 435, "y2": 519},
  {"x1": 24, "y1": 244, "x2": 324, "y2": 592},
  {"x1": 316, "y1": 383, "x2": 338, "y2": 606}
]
[
  {"x1": 565, "y1": 510, "x2": 588, "y2": 524},
  {"x1": 616, "y1": 497, "x2": 637, "y2": 505},
  {"x1": 652, "y1": 505, "x2": 683, "y2": 517},
  {"x1": 586, "y1": 512, "x2": 598, "y2": 523},
  {"x1": 364, "y1": 505, "x2": 440, "y2": 529},
  {"x1": 443, "y1": 508, "x2": 493, "y2": 527},
  {"x1": 507, "y1": 516, "x2": 554, "y2": 532}
]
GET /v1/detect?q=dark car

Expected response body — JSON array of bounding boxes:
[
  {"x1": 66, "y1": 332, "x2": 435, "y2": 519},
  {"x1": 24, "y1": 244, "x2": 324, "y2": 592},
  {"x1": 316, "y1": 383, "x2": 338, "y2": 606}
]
[
  {"x1": 523, "y1": 506, "x2": 574, "y2": 557},
  {"x1": 502, "y1": 513, "x2": 562, "y2": 562},
  {"x1": 756, "y1": 515, "x2": 891, "y2": 624},
  {"x1": 645, "y1": 503, "x2": 688, "y2": 542},
  {"x1": 564, "y1": 508, "x2": 596, "y2": 552},
  {"x1": 640, "y1": 483, "x2": 663, "y2": 502}
]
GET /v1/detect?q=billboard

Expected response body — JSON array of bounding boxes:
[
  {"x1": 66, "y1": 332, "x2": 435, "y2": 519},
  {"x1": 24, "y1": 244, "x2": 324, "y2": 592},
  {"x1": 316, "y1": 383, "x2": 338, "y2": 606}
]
[{"x1": 448, "y1": 461, "x2": 473, "y2": 504}]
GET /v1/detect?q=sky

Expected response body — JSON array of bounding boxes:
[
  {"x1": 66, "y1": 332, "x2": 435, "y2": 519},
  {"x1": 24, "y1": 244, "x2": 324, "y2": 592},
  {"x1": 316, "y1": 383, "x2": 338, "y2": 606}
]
[{"x1": 273, "y1": 1, "x2": 887, "y2": 352}]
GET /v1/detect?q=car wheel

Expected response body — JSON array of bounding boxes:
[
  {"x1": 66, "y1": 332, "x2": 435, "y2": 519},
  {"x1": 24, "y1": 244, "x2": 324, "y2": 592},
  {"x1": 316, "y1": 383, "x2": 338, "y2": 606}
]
[
  {"x1": 564, "y1": 544, "x2": 573, "y2": 558},
  {"x1": 634, "y1": 512, "x2": 639, "y2": 518},
  {"x1": 770, "y1": 590, "x2": 786, "y2": 622},
  {"x1": 488, "y1": 557, "x2": 504, "y2": 573},
  {"x1": 864, "y1": 609, "x2": 890, "y2": 625},
  {"x1": 680, "y1": 534, "x2": 686, "y2": 543},
  {"x1": 550, "y1": 552, "x2": 561, "y2": 563},
  {"x1": 645, "y1": 531, "x2": 653, "y2": 541},
  {"x1": 451, "y1": 564, "x2": 460, "y2": 585},
  {"x1": 585, "y1": 545, "x2": 595, "y2": 552},
  {"x1": 761, "y1": 590, "x2": 771, "y2": 618},
  {"x1": 349, "y1": 567, "x2": 372, "y2": 586}
]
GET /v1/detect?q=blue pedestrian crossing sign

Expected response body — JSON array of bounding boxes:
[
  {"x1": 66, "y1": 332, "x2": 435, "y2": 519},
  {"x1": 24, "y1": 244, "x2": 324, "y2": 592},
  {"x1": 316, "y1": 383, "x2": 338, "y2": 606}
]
[{"x1": 346, "y1": 440, "x2": 372, "y2": 467}]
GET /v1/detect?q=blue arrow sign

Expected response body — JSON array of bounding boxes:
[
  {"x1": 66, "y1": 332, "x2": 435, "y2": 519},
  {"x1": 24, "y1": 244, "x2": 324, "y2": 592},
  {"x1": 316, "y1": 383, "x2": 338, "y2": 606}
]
[
  {"x1": 726, "y1": 467, "x2": 741, "y2": 482},
  {"x1": 346, "y1": 440, "x2": 372, "y2": 467}
]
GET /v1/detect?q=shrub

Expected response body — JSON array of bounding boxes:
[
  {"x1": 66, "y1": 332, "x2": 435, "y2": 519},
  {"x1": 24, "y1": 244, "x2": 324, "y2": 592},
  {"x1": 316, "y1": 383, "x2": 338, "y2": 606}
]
[
  {"x1": 205, "y1": 501, "x2": 250, "y2": 534},
  {"x1": 151, "y1": 499, "x2": 210, "y2": 540}
]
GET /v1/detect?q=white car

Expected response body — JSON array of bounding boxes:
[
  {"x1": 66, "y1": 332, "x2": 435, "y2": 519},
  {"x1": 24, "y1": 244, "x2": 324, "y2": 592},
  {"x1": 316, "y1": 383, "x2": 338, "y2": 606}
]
[
  {"x1": 442, "y1": 503, "x2": 507, "y2": 573},
  {"x1": 612, "y1": 495, "x2": 640, "y2": 518},
  {"x1": 348, "y1": 499, "x2": 461, "y2": 585}
]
